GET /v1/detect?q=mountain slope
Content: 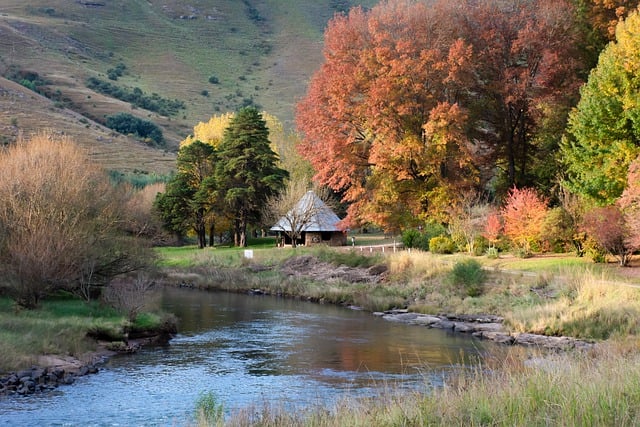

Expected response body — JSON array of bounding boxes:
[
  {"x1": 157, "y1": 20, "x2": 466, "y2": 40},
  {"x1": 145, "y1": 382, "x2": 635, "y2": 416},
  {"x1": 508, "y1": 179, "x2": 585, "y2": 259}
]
[{"x1": 0, "y1": 0, "x2": 376, "y2": 174}]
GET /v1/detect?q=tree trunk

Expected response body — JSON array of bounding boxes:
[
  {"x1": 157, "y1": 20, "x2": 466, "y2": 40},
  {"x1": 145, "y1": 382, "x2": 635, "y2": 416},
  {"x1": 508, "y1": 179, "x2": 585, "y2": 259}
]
[{"x1": 209, "y1": 222, "x2": 215, "y2": 247}]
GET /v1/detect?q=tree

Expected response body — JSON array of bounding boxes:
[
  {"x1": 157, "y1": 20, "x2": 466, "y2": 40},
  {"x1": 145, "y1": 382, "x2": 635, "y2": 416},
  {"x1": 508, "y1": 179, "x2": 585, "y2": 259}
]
[
  {"x1": 562, "y1": 9, "x2": 640, "y2": 205},
  {"x1": 155, "y1": 141, "x2": 217, "y2": 248},
  {"x1": 618, "y1": 154, "x2": 640, "y2": 251},
  {"x1": 263, "y1": 182, "x2": 337, "y2": 248},
  {"x1": 296, "y1": 2, "x2": 480, "y2": 230},
  {"x1": 214, "y1": 107, "x2": 288, "y2": 247},
  {"x1": 0, "y1": 133, "x2": 152, "y2": 308},
  {"x1": 458, "y1": 0, "x2": 583, "y2": 194},
  {"x1": 296, "y1": 0, "x2": 582, "y2": 230},
  {"x1": 501, "y1": 187, "x2": 549, "y2": 256},
  {"x1": 581, "y1": 205, "x2": 635, "y2": 266}
]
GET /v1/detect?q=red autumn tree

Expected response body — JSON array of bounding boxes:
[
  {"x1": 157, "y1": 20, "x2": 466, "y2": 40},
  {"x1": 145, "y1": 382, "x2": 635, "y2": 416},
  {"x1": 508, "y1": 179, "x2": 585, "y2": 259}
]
[
  {"x1": 501, "y1": 187, "x2": 549, "y2": 256},
  {"x1": 483, "y1": 212, "x2": 503, "y2": 248},
  {"x1": 617, "y1": 155, "x2": 640, "y2": 252},
  {"x1": 457, "y1": 0, "x2": 583, "y2": 193},
  {"x1": 581, "y1": 205, "x2": 634, "y2": 266},
  {"x1": 296, "y1": 1, "x2": 481, "y2": 231}
]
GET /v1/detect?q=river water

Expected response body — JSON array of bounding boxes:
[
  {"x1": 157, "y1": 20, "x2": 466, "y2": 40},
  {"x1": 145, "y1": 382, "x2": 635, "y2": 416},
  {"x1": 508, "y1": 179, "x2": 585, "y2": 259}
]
[{"x1": 0, "y1": 287, "x2": 491, "y2": 426}]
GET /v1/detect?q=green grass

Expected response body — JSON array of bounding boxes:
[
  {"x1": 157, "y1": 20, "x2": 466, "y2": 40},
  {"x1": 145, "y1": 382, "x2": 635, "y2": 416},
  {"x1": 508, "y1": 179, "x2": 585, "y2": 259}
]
[{"x1": 0, "y1": 293, "x2": 170, "y2": 373}]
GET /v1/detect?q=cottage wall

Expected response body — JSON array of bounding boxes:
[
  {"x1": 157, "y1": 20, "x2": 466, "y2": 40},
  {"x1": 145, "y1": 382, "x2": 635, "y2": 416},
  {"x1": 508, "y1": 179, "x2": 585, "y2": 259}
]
[{"x1": 304, "y1": 231, "x2": 346, "y2": 247}]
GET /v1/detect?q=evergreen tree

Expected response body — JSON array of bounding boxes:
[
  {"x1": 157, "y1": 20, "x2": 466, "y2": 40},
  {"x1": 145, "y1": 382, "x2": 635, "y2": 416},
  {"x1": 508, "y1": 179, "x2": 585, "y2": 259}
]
[
  {"x1": 214, "y1": 107, "x2": 288, "y2": 247},
  {"x1": 155, "y1": 141, "x2": 216, "y2": 247}
]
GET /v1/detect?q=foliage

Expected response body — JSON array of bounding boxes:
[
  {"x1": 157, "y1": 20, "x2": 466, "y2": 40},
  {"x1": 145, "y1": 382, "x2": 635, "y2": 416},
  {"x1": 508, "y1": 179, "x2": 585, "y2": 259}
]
[
  {"x1": 562, "y1": 9, "x2": 640, "y2": 205},
  {"x1": 581, "y1": 205, "x2": 635, "y2": 266},
  {"x1": 449, "y1": 259, "x2": 486, "y2": 297},
  {"x1": 296, "y1": 0, "x2": 582, "y2": 229},
  {"x1": 502, "y1": 187, "x2": 549, "y2": 257},
  {"x1": 401, "y1": 222, "x2": 448, "y2": 251},
  {"x1": 618, "y1": 154, "x2": 640, "y2": 251},
  {"x1": 194, "y1": 391, "x2": 224, "y2": 427},
  {"x1": 540, "y1": 207, "x2": 578, "y2": 253},
  {"x1": 429, "y1": 236, "x2": 456, "y2": 254},
  {"x1": 213, "y1": 107, "x2": 288, "y2": 247},
  {"x1": 107, "y1": 63, "x2": 127, "y2": 81},
  {"x1": 155, "y1": 141, "x2": 217, "y2": 248},
  {"x1": 102, "y1": 273, "x2": 155, "y2": 323},
  {"x1": 483, "y1": 212, "x2": 503, "y2": 248},
  {"x1": 86, "y1": 76, "x2": 185, "y2": 116},
  {"x1": 105, "y1": 112, "x2": 164, "y2": 146},
  {"x1": 0, "y1": 133, "x2": 153, "y2": 308},
  {"x1": 119, "y1": 182, "x2": 170, "y2": 244}
]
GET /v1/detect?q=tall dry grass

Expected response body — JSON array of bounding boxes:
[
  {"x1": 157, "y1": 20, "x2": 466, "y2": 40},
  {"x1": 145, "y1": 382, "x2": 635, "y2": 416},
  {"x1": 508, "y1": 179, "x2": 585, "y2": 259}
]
[
  {"x1": 506, "y1": 269, "x2": 640, "y2": 339},
  {"x1": 208, "y1": 342, "x2": 640, "y2": 426}
]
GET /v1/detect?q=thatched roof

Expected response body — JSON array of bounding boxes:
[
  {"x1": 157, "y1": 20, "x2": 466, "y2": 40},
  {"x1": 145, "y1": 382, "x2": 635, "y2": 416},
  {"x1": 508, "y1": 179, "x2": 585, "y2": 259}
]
[{"x1": 270, "y1": 191, "x2": 342, "y2": 232}]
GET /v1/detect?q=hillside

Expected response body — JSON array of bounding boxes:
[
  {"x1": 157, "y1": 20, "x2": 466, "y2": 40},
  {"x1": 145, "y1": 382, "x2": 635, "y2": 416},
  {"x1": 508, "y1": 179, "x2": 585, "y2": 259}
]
[{"x1": 0, "y1": 0, "x2": 376, "y2": 174}]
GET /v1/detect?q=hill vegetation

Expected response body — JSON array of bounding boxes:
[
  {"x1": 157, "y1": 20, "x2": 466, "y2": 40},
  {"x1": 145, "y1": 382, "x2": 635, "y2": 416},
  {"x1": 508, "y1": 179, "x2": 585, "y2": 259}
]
[{"x1": 0, "y1": 0, "x2": 376, "y2": 174}]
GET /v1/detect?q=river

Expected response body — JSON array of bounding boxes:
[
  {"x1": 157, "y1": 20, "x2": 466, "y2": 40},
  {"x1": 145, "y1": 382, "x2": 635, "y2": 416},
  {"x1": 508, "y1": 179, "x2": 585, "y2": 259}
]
[{"x1": 0, "y1": 287, "x2": 491, "y2": 426}]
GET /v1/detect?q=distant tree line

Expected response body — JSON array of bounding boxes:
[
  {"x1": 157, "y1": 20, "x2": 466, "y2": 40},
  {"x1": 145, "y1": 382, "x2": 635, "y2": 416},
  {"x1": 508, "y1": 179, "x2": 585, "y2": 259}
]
[
  {"x1": 105, "y1": 112, "x2": 164, "y2": 146},
  {"x1": 86, "y1": 76, "x2": 185, "y2": 116}
]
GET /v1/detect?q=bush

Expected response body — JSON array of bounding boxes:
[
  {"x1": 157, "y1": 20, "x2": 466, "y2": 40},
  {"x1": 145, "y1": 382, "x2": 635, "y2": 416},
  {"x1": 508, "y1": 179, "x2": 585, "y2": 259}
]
[
  {"x1": 86, "y1": 77, "x2": 185, "y2": 116},
  {"x1": 502, "y1": 187, "x2": 548, "y2": 256},
  {"x1": 429, "y1": 236, "x2": 456, "y2": 254},
  {"x1": 485, "y1": 247, "x2": 499, "y2": 259},
  {"x1": 450, "y1": 259, "x2": 486, "y2": 297},
  {"x1": 208, "y1": 75, "x2": 219, "y2": 84},
  {"x1": 402, "y1": 222, "x2": 448, "y2": 251},
  {"x1": 194, "y1": 391, "x2": 224, "y2": 426},
  {"x1": 401, "y1": 229, "x2": 421, "y2": 248},
  {"x1": 105, "y1": 112, "x2": 164, "y2": 146},
  {"x1": 0, "y1": 133, "x2": 154, "y2": 308},
  {"x1": 472, "y1": 235, "x2": 489, "y2": 256}
]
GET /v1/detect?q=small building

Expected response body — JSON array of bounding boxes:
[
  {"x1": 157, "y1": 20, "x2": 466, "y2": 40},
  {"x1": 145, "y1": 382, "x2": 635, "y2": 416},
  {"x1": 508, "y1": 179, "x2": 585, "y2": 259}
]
[{"x1": 270, "y1": 191, "x2": 347, "y2": 246}]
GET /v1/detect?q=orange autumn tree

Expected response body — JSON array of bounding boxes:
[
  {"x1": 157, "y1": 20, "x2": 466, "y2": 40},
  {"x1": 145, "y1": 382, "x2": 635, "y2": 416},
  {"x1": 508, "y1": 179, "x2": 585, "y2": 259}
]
[
  {"x1": 296, "y1": 1, "x2": 480, "y2": 231},
  {"x1": 296, "y1": 0, "x2": 582, "y2": 231},
  {"x1": 501, "y1": 187, "x2": 549, "y2": 256}
]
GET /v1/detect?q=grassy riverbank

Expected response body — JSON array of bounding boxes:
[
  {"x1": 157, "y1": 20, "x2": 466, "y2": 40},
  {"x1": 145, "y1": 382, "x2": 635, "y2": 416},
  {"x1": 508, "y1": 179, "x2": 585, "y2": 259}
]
[
  {"x1": 157, "y1": 238, "x2": 640, "y2": 340},
  {"x1": 159, "y1": 240, "x2": 640, "y2": 425},
  {"x1": 200, "y1": 340, "x2": 640, "y2": 426},
  {"x1": 0, "y1": 293, "x2": 171, "y2": 373}
]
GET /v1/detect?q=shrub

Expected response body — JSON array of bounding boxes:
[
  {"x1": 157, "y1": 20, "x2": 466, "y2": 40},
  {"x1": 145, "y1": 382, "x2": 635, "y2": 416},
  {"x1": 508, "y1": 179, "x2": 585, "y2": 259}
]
[
  {"x1": 540, "y1": 207, "x2": 576, "y2": 253},
  {"x1": 502, "y1": 187, "x2": 548, "y2": 256},
  {"x1": 485, "y1": 247, "x2": 499, "y2": 259},
  {"x1": 86, "y1": 77, "x2": 185, "y2": 116},
  {"x1": 402, "y1": 223, "x2": 447, "y2": 251},
  {"x1": 208, "y1": 75, "x2": 219, "y2": 84},
  {"x1": 401, "y1": 229, "x2": 421, "y2": 249},
  {"x1": 472, "y1": 235, "x2": 489, "y2": 256},
  {"x1": 450, "y1": 259, "x2": 486, "y2": 297},
  {"x1": 194, "y1": 391, "x2": 224, "y2": 426},
  {"x1": 105, "y1": 112, "x2": 164, "y2": 146},
  {"x1": 0, "y1": 133, "x2": 154, "y2": 308},
  {"x1": 429, "y1": 236, "x2": 456, "y2": 254},
  {"x1": 581, "y1": 206, "x2": 633, "y2": 266}
]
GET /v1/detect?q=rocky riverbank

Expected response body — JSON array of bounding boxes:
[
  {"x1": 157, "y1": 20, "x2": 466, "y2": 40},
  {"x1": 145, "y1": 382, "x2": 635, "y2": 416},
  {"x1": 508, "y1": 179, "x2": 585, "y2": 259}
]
[
  {"x1": 375, "y1": 309, "x2": 595, "y2": 351},
  {"x1": 0, "y1": 335, "x2": 172, "y2": 397}
]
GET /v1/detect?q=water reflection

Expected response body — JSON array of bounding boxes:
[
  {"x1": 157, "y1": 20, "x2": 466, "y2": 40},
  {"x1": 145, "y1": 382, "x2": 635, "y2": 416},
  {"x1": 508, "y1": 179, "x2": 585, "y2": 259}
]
[{"x1": 0, "y1": 287, "x2": 490, "y2": 426}]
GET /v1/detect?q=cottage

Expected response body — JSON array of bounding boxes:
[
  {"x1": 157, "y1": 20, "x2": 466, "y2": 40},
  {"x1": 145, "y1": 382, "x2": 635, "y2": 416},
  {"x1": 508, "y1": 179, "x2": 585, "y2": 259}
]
[{"x1": 270, "y1": 191, "x2": 347, "y2": 246}]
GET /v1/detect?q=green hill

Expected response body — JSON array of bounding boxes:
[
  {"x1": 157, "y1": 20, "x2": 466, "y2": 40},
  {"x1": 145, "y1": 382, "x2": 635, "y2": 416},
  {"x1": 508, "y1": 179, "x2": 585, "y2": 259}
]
[{"x1": 0, "y1": 0, "x2": 376, "y2": 173}]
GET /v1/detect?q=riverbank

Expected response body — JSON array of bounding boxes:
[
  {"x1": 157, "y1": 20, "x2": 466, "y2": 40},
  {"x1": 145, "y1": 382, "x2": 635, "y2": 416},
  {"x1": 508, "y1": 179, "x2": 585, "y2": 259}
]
[
  {"x1": 159, "y1": 246, "x2": 628, "y2": 346},
  {"x1": 0, "y1": 294, "x2": 177, "y2": 396}
]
